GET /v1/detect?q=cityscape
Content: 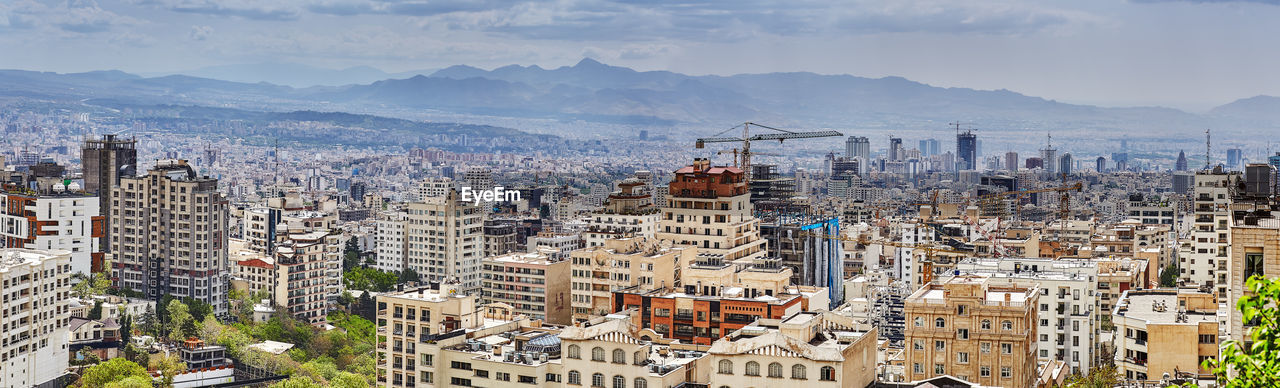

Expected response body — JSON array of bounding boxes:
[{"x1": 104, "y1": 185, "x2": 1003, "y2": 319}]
[{"x1": 3, "y1": 1, "x2": 1280, "y2": 388}]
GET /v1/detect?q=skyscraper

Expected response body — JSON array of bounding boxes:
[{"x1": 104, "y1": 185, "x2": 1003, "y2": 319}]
[
  {"x1": 1096, "y1": 156, "x2": 1107, "y2": 172},
  {"x1": 1058, "y1": 153, "x2": 1073, "y2": 175},
  {"x1": 1227, "y1": 148, "x2": 1243, "y2": 169},
  {"x1": 889, "y1": 136, "x2": 903, "y2": 161},
  {"x1": 845, "y1": 136, "x2": 870, "y2": 160},
  {"x1": 1176, "y1": 150, "x2": 1189, "y2": 171},
  {"x1": 956, "y1": 130, "x2": 977, "y2": 171},
  {"x1": 82, "y1": 134, "x2": 136, "y2": 254},
  {"x1": 919, "y1": 138, "x2": 940, "y2": 157},
  {"x1": 112, "y1": 160, "x2": 230, "y2": 314},
  {"x1": 1004, "y1": 151, "x2": 1019, "y2": 171},
  {"x1": 1041, "y1": 134, "x2": 1058, "y2": 174}
]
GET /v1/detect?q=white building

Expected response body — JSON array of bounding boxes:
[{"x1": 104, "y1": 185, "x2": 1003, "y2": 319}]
[
  {"x1": 0, "y1": 249, "x2": 72, "y2": 387},
  {"x1": 1184, "y1": 168, "x2": 1237, "y2": 301},
  {"x1": 414, "y1": 177, "x2": 455, "y2": 202},
  {"x1": 374, "y1": 210, "x2": 409, "y2": 273},
  {"x1": 0, "y1": 191, "x2": 102, "y2": 275}
]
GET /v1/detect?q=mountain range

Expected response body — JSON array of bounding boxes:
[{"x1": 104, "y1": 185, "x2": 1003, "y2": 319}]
[{"x1": 2, "y1": 59, "x2": 1277, "y2": 144}]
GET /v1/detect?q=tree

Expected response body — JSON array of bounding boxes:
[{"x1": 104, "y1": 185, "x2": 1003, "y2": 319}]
[
  {"x1": 1160, "y1": 263, "x2": 1179, "y2": 287},
  {"x1": 105, "y1": 375, "x2": 154, "y2": 388},
  {"x1": 269, "y1": 376, "x2": 324, "y2": 388},
  {"x1": 124, "y1": 342, "x2": 150, "y2": 366},
  {"x1": 166, "y1": 299, "x2": 193, "y2": 343},
  {"x1": 400, "y1": 268, "x2": 420, "y2": 283},
  {"x1": 182, "y1": 297, "x2": 213, "y2": 323},
  {"x1": 1064, "y1": 365, "x2": 1119, "y2": 388},
  {"x1": 343, "y1": 238, "x2": 362, "y2": 270},
  {"x1": 77, "y1": 358, "x2": 150, "y2": 387},
  {"x1": 138, "y1": 304, "x2": 158, "y2": 336},
  {"x1": 88, "y1": 300, "x2": 104, "y2": 320},
  {"x1": 72, "y1": 272, "x2": 112, "y2": 298},
  {"x1": 1202, "y1": 275, "x2": 1280, "y2": 387},
  {"x1": 150, "y1": 354, "x2": 187, "y2": 388},
  {"x1": 338, "y1": 291, "x2": 355, "y2": 309},
  {"x1": 118, "y1": 312, "x2": 133, "y2": 348},
  {"x1": 330, "y1": 372, "x2": 370, "y2": 388}
]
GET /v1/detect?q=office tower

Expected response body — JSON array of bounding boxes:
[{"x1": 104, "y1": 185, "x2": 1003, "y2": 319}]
[
  {"x1": 1040, "y1": 135, "x2": 1058, "y2": 174},
  {"x1": 112, "y1": 160, "x2": 230, "y2": 314},
  {"x1": 1004, "y1": 152, "x2": 1019, "y2": 171},
  {"x1": 1227, "y1": 148, "x2": 1243, "y2": 168},
  {"x1": 1176, "y1": 150, "x2": 1189, "y2": 171},
  {"x1": 905, "y1": 276, "x2": 1039, "y2": 388},
  {"x1": 1112, "y1": 289, "x2": 1217, "y2": 381},
  {"x1": 0, "y1": 249, "x2": 72, "y2": 388},
  {"x1": 656, "y1": 158, "x2": 766, "y2": 263},
  {"x1": 919, "y1": 138, "x2": 940, "y2": 157},
  {"x1": 956, "y1": 130, "x2": 977, "y2": 171},
  {"x1": 889, "y1": 136, "x2": 903, "y2": 161},
  {"x1": 584, "y1": 177, "x2": 658, "y2": 247},
  {"x1": 639, "y1": 129, "x2": 648, "y2": 140},
  {"x1": 1112, "y1": 152, "x2": 1129, "y2": 171},
  {"x1": 481, "y1": 250, "x2": 571, "y2": 324},
  {"x1": 1096, "y1": 157, "x2": 1106, "y2": 172},
  {"x1": 1058, "y1": 153, "x2": 1073, "y2": 175},
  {"x1": 845, "y1": 136, "x2": 870, "y2": 160},
  {"x1": 0, "y1": 188, "x2": 104, "y2": 274},
  {"x1": 82, "y1": 134, "x2": 136, "y2": 253},
  {"x1": 1025, "y1": 157, "x2": 1043, "y2": 170},
  {"x1": 404, "y1": 191, "x2": 484, "y2": 293}
]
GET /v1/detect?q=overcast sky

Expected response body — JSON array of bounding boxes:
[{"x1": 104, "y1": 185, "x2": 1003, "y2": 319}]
[{"x1": 2, "y1": 0, "x2": 1277, "y2": 110}]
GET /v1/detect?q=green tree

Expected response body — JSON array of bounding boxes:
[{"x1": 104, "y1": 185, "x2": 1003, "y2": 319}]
[
  {"x1": 269, "y1": 376, "x2": 324, "y2": 388},
  {"x1": 1160, "y1": 263, "x2": 1179, "y2": 287},
  {"x1": 182, "y1": 297, "x2": 214, "y2": 323},
  {"x1": 88, "y1": 300, "x2": 104, "y2": 320},
  {"x1": 166, "y1": 299, "x2": 193, "y2": 343},
  {"x1": 400, "y1": 268, "x2": 420, "y2": 283},
  {"x1": 77, "y1": 358, "x2": 150, "y2": 387},
  {"x1": 343, "y1": 238, "x2": 362, "y2": 270},
  {"x1": 105, "y1": 375, "x2": 154, "y2": 388},
  {"x1": 124, "y1": 342, "x2": 150, "y2": 366},
  {"x1": 330, "y1": 372, "x2": 370, "y2": 388},
  {"x1": 1202, "y1": 275, "x2": 1280, "y2": 387},
  {"x1": 72, "y1": 272, "x2": 112, "y2": 298},
  {"x1": 150, "y1": 354, "x2": 187, "y2": 388},
  {"x1": 1064, "y1": 365, "x2": 1119, "y2": 387},
  {"x1": 138, "y1": 304, "x2": 158, "y2": 336},
  {"x1": 118, "y1": 312, "x2": 133, "y2": 348}
]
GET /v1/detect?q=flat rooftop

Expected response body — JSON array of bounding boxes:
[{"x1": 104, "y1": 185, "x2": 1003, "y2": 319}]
[{"x1": 1117, "y1": 293, "x2": 1217, "y2": 325}]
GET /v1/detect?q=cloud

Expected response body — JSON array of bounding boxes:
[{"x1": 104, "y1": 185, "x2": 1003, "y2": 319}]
[
  {"x1": 145, "y1": 0, "x2": 302, "y2": 20},
  {"x1": 1131, "y1": 0, "x2": 1280, "y2": 4},
  {"x1": 190, "y1": 25, "x2": 213, "y2": 40},
  {"x1": 0, "y1": 0, "x2": 138, "y2": 34}
]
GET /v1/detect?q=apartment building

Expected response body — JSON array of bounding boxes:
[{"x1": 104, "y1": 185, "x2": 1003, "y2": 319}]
[
  {"x1": 584, "y1": 178, "x2": 659, "y2": 248},
  {"x1": 904, "y1": 275, "x2": 1039, "y2": 388},
  {"x1": 1184, "y1": 167, "x2": 1238, "y2": 301},
  {"x1": 375, "y1": 209, "x2": 409, "y2": 273},
  {"x1": 81, "y1": 134, "x2": 136, "y2": 254},
  {"x1": 568, "y1": 237, "x2": 695, "y2": 322},
  {"x1": 527, "y1": 232, "x2": 583, "y2": 259},
  {"x1": 274, "y1": 231, "x2": 340, "y2": 325},
  {"x1": 482, "y1": 220, "x2": 518, "y2": 257},
  {"x1": 1111, "y1": 289, "x2": 1217, "y2": 382},
  {"x1": 375, "y1": 192, "x2": 484, "y2": 292},
  {"x1": 375, "y1": 282, "x2": 482, "y2": 388},
  {"x1": 481, "y1": 250, "x2": 571, "y2": 324},
  {"x1": 0, "y1": 249, "x2": 72, "y2": 388},
  {"x1": 706, "y1": 311, "x2": 877, "y2": 388},
  {"x1": 414, "y1": 177, "x2": 455, "y2": 202},
  {"x1": 656, "y1": 158, "x2": 767, "y2": 264},
  {"x1": 953, "y1": 258, "x2": 1098, "y2": 374},
  {"x1": 1226, "y1": 210, "x2": 1280, "y2": 343},
  {"x1": 111, "y1": 160, "x2": 230, "y2": 315},
  {"x1": 560, "y1": 318, "x2": 708, "y2": 388},
  {"x1": 1096, "y1": 258, "x2": 1150, "y2": 325},
  {"x1": 0, "y1": 189, "x2": 104, "y2": 275}
]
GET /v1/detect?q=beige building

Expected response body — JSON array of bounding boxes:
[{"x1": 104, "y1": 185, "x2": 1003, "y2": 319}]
[
  {"x1": 377, "y1": 192, "x2": 485, "y2": 292},
  {"x1": 560, "y1": 318, "x2": 708, "y2": 388},
  {"x1": 482, "y1": 250, "x2": 572, "y2": 325},
  {"x1": 705, "y1": 311, "x2": 878, "y2": 388},
  {"x1": 584, "y1": 178, "x2": 660, "y2": 248},
  {"x1": 904, "y1": 275, "x2": 1039, "y2": 388},
  {"x1": 1111, "y1": 288, "x2": 1217, "y2": 382},
  {"x1": 568, "y1": 237, "x2": 695, "y2": 322},
  {"x1": 375, "y1": 282, "x2": 483, "y2": 387},
  {"x1": 1226, "y1": 213, "x2": 1280, "y2": 344},
  {"x1": 656, "y1": 158, "x2": 766, "y2": 265},
  {"x1": 0, "y1": 249, "x2": 72, "y2": 388}
]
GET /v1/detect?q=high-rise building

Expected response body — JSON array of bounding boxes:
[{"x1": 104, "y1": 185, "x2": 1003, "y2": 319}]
[
  {"x1": 0, "y1": 249, "x2": 72, "y2": 388},
  {"x1": 414, "y1": 177, "x2": 455, "y2": 202},
  {"x1": 1227, "y1": 148, "x2": 1243, "y2": 168},
  {"x1": 0, "y1": 189, "x2": 104, "y2": 274},
  {"x1": 1025, "y1": 157, "x2": 1043, "y2": 170},
  {"x1": 583, "y1": 177, "x2": 659, "y2": 248},
  {"x1": 1041, "y1": 135, "x2": 1058, "y2": 174},
  {"x1": 920, "y1": 138, "x2": 940, "y2": 157},
  {"x1": 845, "y1": 136, "x2": 870, "y2": 160},
  {"x1": 656, "y1": 158, "x2": 766, "y2": 264},
  {"x1": 1096, "y1": 156, "x2": 1107, "y2": 172},
  {"x1": 481, "y1": 250, "x2": 571, "y2": 324},
  {"x1": 112, "y1": 160, "x2": 230, "y2": 314},
  {"x1": 889, "y1": 136, "x2": 903, "y2": 161},
  {"x1": 1058, "y1": 153, "x2": 1073, "y2": 175},
  {"x1": 1176, "y1": 150, "x2": 1189, "y2": 171},
  {"x1": 463, "y1": 167, "x2": 495, "y2": 212},
  {"x1": 390, "y1": 191, "x2": 485, "y2": 292},
  {"x1": 374, "y1": 282, "x2": 482, "y2": 388},
  {"x1": 1004, "y1": 152, "x2": 1019, "y2": 171},
  {"x1": 82, "y1": 134, "x2": 136, "y2": 253},
  {"x1": 273, "y1": 231, "x2": 342, "y2": 325},
  {"x1": 956, "y1": 131, "x2": 977, "y2": 171},
  {"x1": 904, "y1": 276, "x2": 1039, "y2": 388},
  {"x1": 1227, "y1": 209, "x2": 1280, "y2": 343},
  {"x1": 1184, "y1": 167, "x2": 1238, "y2": 301}
]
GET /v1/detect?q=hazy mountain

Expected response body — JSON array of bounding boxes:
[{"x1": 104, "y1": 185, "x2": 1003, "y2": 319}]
[
  {"x1": 160, "y1": 63, "x2": 436, "y2": 88},
  {"x1": 1210, "y1": 95, "x2": 1280, "y2": 123}
]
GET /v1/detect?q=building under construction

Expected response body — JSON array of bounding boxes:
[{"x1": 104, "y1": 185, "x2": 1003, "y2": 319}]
[{"x1": 759, "y1": 214, "x2": 844, "y2": 309}]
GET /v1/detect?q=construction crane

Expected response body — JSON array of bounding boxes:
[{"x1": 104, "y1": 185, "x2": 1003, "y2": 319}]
[
  {"x1": 696, "y1": 122, "x2": 842, "y2": 181},
  {"x1": 969, "y1": 181, "x2": 1083, "y2": 220},
  {"x1": 804, "y1": 231, "x2": 973, "y2": 285}
]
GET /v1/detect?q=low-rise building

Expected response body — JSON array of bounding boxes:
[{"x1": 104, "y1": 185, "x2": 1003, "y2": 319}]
[
  {"x1": 569, "y1": 237, "x2": 695, "y2": 322},
  {"x1": 706, "y1": 311, "x2": 878, "y2": 388},
  {"x1": 1111, "y1": 288, "x2": 1217, "y2": 382},
  {"x1": 481, "y1": 250, "x2": 572, "y2": 325}
]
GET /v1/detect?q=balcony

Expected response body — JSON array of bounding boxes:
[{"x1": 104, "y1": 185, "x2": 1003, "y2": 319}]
[{"x1": 674, "y1": 313, "x2": 694, "y2": 321}]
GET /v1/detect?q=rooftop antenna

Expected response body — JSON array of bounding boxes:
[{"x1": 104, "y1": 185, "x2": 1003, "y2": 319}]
[{"x1": 1205, "y1": 129, "x2": 1211, "y2": 170}]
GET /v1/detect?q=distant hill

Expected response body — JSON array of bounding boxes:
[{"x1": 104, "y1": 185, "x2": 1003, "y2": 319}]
[
  {"x1": 158, "y1": 63, "x2": 437, "y2": 88},
  {"x1": 1210, "y1": 95, "x2": 1280, "y2": 123}
]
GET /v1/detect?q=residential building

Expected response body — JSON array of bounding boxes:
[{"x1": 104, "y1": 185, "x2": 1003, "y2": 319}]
[
  {"x1": 0, "y1": 189, "x2": 104, "y2": 274},
  {"x1": 1111, "y1": 289, "x2": 1217, "y2": 382},
  {"x1": 111, "y1": 160, "x2": 230, "y2": 315},
  {"x1": 904, "y1": 275, "x2": 1039, "y2": 388},
  {"x1": 560, "y1": 318, "x2": 708, "y2": 388},
  {"x1": 1185, "y1": 167, "x2": 1238, "y2": 301},
  {"x1": 483, "y1": 220, "x2": 518, "y2": 257},
  {"x1": 378, "y1": 192, "x2": 485, "y2": 292},
  {"x1": 706, "y1": 311, "x2": 878, "y2": 388},
  {"x1": 0, "y1": 249, "x2": 72, "y2": 388},
  {"x1": 374, "y1": 282, "x2": 483, "y2": 388},
  {"x1": 656, "y1": 158, "x2": 767, "y2": 265},
  {"x1": 1226, "y1": 210, "x2": 1280, "y2": 343},
  {"x1": 481, "y1": 250, "x2": 572, "y2": 324},
  {"x1": 81, "y1": 134, "x2": 136, "y2": 253},
  {"x1": 569, "y1": 237, "x2": 695, "y2": 322},
  {"x1": 375, "y1": 209, "x2": 409, "y2": 273},
  {"x1": 584, "y1": 178, "x2": 660, "y2": 248}
]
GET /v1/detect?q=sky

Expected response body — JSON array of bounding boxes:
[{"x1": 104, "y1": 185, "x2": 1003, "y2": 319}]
[{"x1": 1, "y1": 0, "x2": 1278, "y2": 111}]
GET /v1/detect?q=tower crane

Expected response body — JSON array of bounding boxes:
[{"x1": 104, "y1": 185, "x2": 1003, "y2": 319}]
[
  {"x1": 803, "y1": 231, "x2": 974, "y2": 285},
  {"x1": 696, "y1": 122, "x2": 842, "y2": 181}
]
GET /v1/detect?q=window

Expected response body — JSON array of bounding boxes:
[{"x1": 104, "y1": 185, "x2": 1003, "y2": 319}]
[
  {"x1": 568, "y1": 345, "x2": 580, "y2": 359},
  {"x1": 913, "y1": 363, "x2": 923, "y2": 374},
  {"x1": 913, "y1": 340, "x2": 924, "y2": 350},
  {"x1": 957, "y1": 305, "x2": 968, "y2": 315},
  {"x1": 612, "y1": 349, "x2": 626, "y2": 364},
  {"x1": 935, "y1": 364, "x2": 945, "y2": 374},
  {"x1": 592, "y1": 373, "x2": 604, "y2": 387},
  {"x1": 792, "y1": 364, "x2": 807, "y2": 379},
  {"x1": 745, "y1": 361, "x2": 760, "y2": 376},
  {"x1": 820, "y1": 366, "x2": 836, "y2": 381},
  {"x1": 1001, "y1": 367, "x2": 1012, "y2": 378},
  {"x1": 718, "y1": 360, "x2": 733, "y2": 374},
  {"x1": 634, "y1": 378, "x2": 647, "y2": 388},
  {"x1": 958, "y1": 352, "x2": 969, "y2": 364},
  {"x1": 981, "y1": 342, "x2": 991, "y2": 353},
  {"x1": 981, "y1": 319, "x2": 991, "y2": 330},
  {"x1": 634, "y1": 351, "x2": 644, "y2": 365},
  {"x1": 592, "y1": 347, "x2": 605, "y2": 361},
  {"x1": 935, "y1": 340, "x2": 946, "y2": 351},
  {"x1": 935, "y1": 318, "x2": 946, "y2": 328},
  {"x1": 1246, "y1": 253, "x2": 1265, "y2": 280},
  {"x1": 914, "y1": 317, "x2": 924, "y2": 326},
  {"x1": 1001, "y1": 320, "x2": 1013, "y2": 331},
  {"x1": 980, "y1": 366, "x2": 991, "y2": 377},
  {"x1": 958, "y1": 329, "x2": 969, "y2": 340},
  {"x1": 1001, "y1": 343, "x2": 1012, "y2": 354},
  {"x1": 768, "y1": 363, "x2": 783, "y2": 378},
  {"x1": 612, "y1": 375, "x2": 625, "y2": 388},
  {"x1": 568, "y1": 371, "x2": 581, "y2": 385}
]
